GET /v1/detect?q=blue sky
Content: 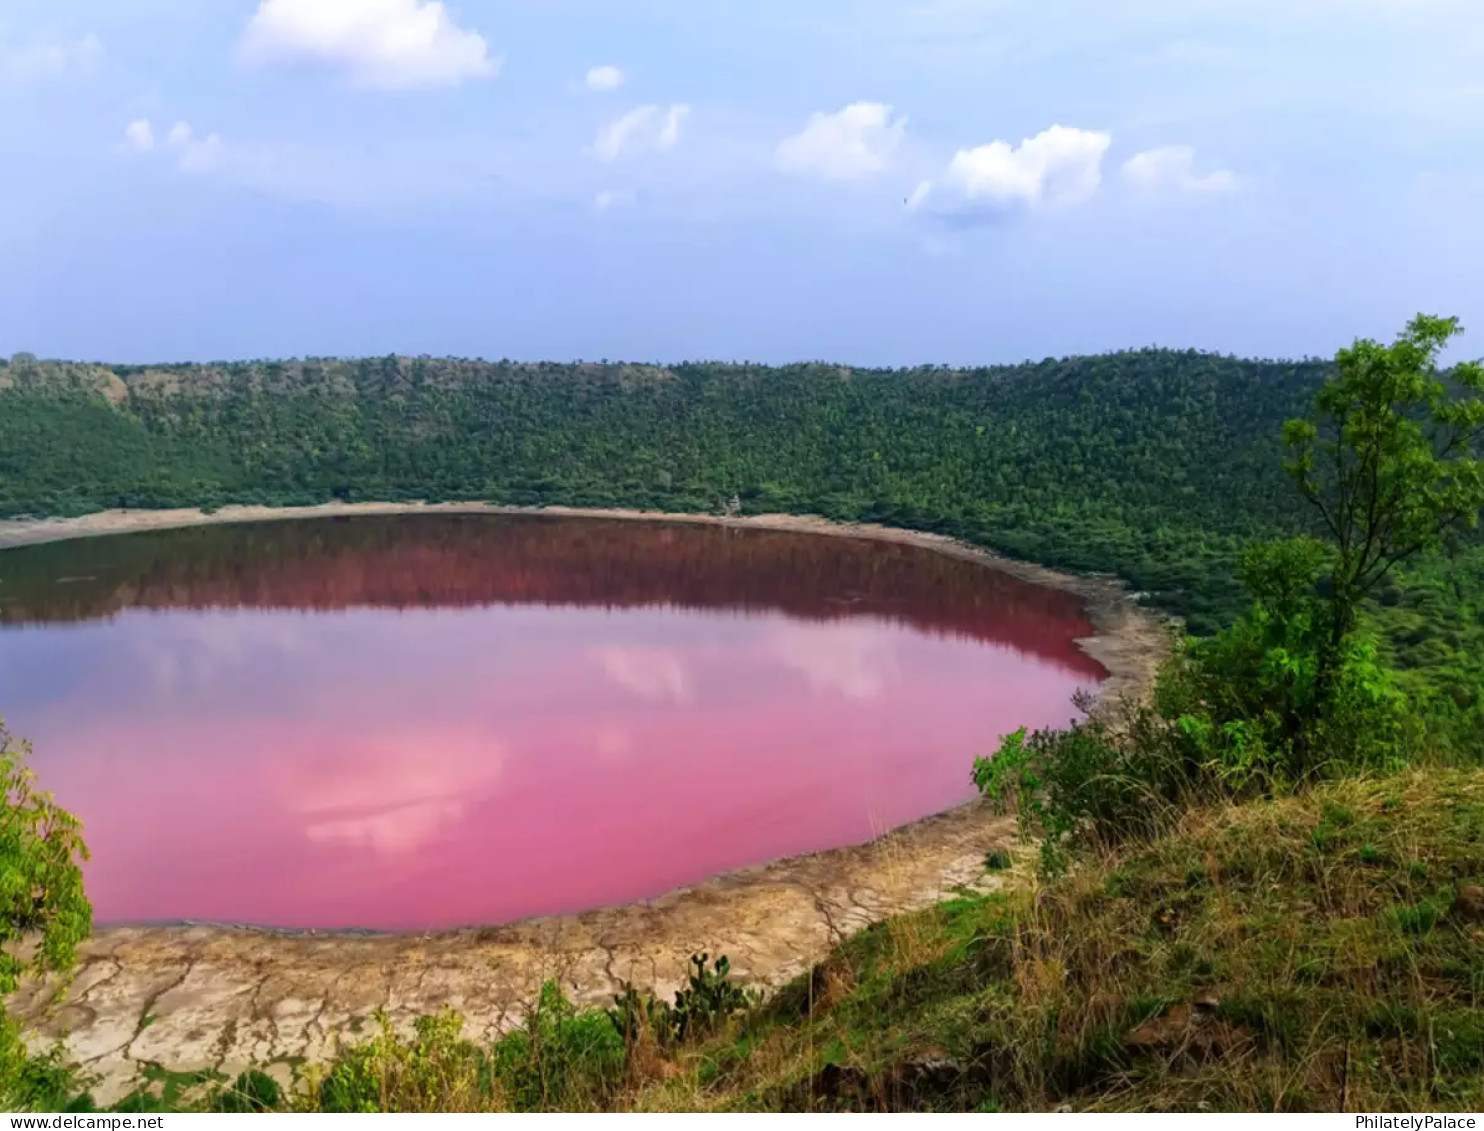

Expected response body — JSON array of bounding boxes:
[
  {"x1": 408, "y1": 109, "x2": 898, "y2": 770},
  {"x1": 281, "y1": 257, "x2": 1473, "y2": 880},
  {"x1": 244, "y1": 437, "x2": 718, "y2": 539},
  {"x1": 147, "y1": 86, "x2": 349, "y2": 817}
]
[{"x1": 1, "y1": 0, "x2": 1480, "y2": 365}]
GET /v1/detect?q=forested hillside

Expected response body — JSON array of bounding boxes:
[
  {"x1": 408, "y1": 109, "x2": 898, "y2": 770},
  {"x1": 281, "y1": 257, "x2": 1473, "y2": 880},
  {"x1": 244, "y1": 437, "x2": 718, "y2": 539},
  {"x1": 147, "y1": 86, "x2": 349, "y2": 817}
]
[
  {"x1": 0, "y1": 348, "x2": 1478, "y2": 733},
  {"x1": 0, "y1": 351, "x2": 1327, "y2": 623}
]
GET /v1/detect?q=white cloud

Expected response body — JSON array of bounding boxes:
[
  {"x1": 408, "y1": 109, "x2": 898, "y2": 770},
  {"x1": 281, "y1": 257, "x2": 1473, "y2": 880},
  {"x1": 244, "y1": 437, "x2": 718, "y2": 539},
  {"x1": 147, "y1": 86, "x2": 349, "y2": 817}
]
[
  {"x1": 124, "y1": 119, "x2": 155, "y2": 153},
  {"x1": 585, "y1": 64, "x2": 624, "y2": 92},
  {"x1": 776, "y1": 102, "x2": 907, "y2": 182},
  {"x1": 178, "y1": 132, "x2": 226, "y2": 173},
  {"x1": 240, "y1": 0, "x2": 499, "y2": 90},
  {"x1": 657, "y1": 105, "x2": 687, "y2": 147},
  {"x1": 162, "y1": 120, "x2": 224, "y2": 173},
  {"x1": 123, "y1": 118, "x2": 229, "y2": 173},
  {"x1": 946, "y1": 125, "x2": 1111, "y2": 208},
  {"x1": 1121, "y1": 145, "x2": 1238, "y2": 196},
  {"x1": 0, "y1": 33, "x2": 101, "y2": 84},
  {"x1": 591, "y1": 104, "x2": 690, "y2": 161},
  {"x1": 594, "y1": 188, "x2": 635, "y2": 211},
  {"x1": 915, "y1": 124, "x2": 1111, "y2": 223}
]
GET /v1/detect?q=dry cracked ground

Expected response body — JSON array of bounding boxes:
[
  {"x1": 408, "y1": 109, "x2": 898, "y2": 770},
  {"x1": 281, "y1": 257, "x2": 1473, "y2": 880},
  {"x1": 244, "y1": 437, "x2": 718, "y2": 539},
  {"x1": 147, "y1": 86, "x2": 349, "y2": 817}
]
[{"x1": 3, "y1": 507, "x2": 1170, "y2": 1107}]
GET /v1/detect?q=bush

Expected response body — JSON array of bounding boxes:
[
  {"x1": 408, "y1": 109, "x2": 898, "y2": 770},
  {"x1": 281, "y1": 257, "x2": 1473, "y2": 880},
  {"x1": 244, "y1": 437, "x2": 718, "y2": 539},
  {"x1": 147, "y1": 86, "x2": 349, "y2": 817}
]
[
  {"x1": 0, "y1": 1026, "x2": 92, "y2": 1112},
  {"x1": 0, "y1": 720, "x2": 92, "y2": 1112},
  {"x1": 608, "y1": 953, "x2": 758, "y2": 1050},
  {"x1": 491, "y1": 981, "x2": 626, "y2": 1111},
  {"x1": 975, "y1": 536, "x2": 1432, "y2": 875},
  {"x1": 318, "y1": 1009, "x2": 490, "y2": 1113},
  {"x1": 1167, "y1": 540, "x2": 1417, "y2": 789},
  {"x1": 213, "y1": 1070, "x2": 281, "y2": 1112},
  {"x1": 974, "y1": 691, "x2": 1206, "y2": 874}
]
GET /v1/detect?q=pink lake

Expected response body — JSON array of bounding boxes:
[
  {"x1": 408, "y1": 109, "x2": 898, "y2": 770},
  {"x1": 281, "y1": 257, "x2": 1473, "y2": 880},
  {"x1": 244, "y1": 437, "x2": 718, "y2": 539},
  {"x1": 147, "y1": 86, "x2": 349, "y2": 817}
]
[{"x1": 0, "y1": 515, "x2": 1104, "y2": 931}]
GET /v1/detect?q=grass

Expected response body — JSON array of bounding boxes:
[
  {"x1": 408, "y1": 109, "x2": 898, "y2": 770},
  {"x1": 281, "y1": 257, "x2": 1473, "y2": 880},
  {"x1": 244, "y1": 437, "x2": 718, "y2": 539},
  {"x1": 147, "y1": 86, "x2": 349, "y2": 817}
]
[
  {"x1": 116, "y1": 1065, "x2": 223, "y2": 1112},
  {"x1": 617, "y1": 766, "x2": 1482, "y2": 1113}
]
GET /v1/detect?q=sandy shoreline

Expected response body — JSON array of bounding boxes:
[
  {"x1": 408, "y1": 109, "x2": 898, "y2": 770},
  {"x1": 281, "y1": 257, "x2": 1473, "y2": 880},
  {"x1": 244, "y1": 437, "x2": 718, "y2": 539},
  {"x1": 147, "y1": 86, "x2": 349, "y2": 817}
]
[{"x1": 3, "y1": 502, "x2": 1171, "y2": 1104}]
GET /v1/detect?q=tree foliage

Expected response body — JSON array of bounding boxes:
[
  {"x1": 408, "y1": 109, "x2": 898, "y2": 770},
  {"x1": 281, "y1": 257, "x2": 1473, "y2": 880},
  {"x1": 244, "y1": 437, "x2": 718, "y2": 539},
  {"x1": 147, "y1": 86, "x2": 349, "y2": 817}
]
[
  {"x1": 977, "y1": 316, "x2": 1484, "y2": 871},
  {"x1": 0, "y1": 722, "x2": 91, "y2": 997},
  {"x1": 0, "y1": 720, "x2": 92, "y2": 1109},
  {"x1": 1283, "y1": 314, "x2": 1484, "y2": 645}
]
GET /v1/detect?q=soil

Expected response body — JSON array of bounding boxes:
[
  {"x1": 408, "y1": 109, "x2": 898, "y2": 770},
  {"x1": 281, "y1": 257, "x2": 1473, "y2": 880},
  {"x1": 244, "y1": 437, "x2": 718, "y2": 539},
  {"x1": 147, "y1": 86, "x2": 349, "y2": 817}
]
[{"x1": 1, "y1": 503, "x2": 1171, "y2": 1105}]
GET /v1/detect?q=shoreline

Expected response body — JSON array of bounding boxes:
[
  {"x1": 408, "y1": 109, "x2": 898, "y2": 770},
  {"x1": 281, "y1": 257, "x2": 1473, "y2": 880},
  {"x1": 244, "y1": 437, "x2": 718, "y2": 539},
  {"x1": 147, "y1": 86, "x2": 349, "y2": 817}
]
[{"x1": 4, "y1": 502, "x2": 1172, "y2": 1104}]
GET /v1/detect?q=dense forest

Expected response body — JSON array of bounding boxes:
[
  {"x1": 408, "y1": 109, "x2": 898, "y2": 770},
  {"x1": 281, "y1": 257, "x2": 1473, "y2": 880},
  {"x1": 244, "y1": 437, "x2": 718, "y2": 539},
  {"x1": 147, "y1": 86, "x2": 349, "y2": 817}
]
[{"x1": 1, "y1": 347, "x2": 1478, "y2": 738}]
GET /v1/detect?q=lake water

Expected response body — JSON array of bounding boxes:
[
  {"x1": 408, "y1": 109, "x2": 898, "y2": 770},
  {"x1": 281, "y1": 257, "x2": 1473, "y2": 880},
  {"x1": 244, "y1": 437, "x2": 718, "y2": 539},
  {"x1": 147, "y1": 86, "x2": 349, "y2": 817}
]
[{"x1": 0, "y1": 515, "x2": 1104, "y2": 931}]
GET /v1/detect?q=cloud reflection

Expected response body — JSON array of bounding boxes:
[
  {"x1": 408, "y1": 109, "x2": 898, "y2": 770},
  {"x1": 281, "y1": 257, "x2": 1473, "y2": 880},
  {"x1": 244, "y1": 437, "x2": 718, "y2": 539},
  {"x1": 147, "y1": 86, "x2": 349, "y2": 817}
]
[
  {"x1": 766, "y1": 622, "x2": 898, "y2": 700},
  {"x1": 288, "y1": 727, "x2": 504, "y2": 857},
  {"x1": 591, "y1": 646, "x2": 692, "y2": 704},
  {"x1": 140, "y1": 614, "x2": 313, "y2": 698}
]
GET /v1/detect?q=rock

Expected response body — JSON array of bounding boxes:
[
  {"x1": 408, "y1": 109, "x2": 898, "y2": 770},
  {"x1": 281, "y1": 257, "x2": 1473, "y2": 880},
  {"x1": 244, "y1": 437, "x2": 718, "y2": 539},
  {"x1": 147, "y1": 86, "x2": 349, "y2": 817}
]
[
  {"x1": 1448, "y1": 883, "x2": 1484, "y2": 923},
  {"x1": 899, "y1": 1051, "x2": 963, "y2": 1089},
  {"x1": 1128, "y1": 1004, "x2": 1193, "y2": 1047},
  {"x1": 1126, "y1": 999, "x2": 1251, "y2": 1063}
]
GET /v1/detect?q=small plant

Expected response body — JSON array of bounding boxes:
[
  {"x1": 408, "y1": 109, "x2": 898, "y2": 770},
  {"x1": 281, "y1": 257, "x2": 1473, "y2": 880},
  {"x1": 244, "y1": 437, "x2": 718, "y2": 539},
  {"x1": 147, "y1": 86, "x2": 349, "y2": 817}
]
[
  {"x1": 983, "y1": 849, "x2": 1013, "y2": 871},
  {"x1": 317, "y1": 1009, "x2": 489, "y2": 1113},
  {"x1": 973, "y1": 698, "x2": 1194, "y2": 875},
  {"x1": 490, "y1": 981, "x2": 625, "y2": 1111},
  {"x1": 1393, "y1": 898, "x2": 1445, "y2": 937},
  {"x1": 213, "y1": 1070, "x2": 281, "y2": 1113},
  {"x1": 672, "y1": 953, "x2": 755, "y2": 1042},
  {"x1": 608, "y1": 953, "x2": 755, "y2": 1049},
  {"x1": 607, "y1": 984, "x2": 674, "y2": 1048},
  {"x1": 0, "y1": 1030, "x2": 91, "y2": 1113}
]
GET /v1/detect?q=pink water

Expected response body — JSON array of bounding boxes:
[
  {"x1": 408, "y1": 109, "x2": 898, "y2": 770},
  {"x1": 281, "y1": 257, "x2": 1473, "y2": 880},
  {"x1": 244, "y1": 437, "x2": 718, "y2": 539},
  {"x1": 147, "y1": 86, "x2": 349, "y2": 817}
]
[{"x1": 0, "y1": 515, "x2": 1104, "y2": 931}]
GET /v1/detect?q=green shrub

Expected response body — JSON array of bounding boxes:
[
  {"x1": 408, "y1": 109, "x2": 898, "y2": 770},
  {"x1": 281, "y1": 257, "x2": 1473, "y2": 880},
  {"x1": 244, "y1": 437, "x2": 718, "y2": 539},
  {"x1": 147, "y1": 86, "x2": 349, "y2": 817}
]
[
  {"x1": 213, "y1": 1070, "x2": 281, "y2": 1112},
  {"x1": 973, "y1": 693, "x2": 1204, "y2": 874},
  {"x1": 0, "y1": 720, "x2": 93, "y2": 1112},
  {"x1": 0, "y1": 1027, "x2": 92, "y2": 1112},
  {"x1": 318, "y1": 1009, "x2": 489, "y2": 1113},
  {"x1": 491, "y1": 982, "x2": 626, "y2": 1111},
  {"x1": 608, "y1": 953, "x2": 757, "y2": 1049}
]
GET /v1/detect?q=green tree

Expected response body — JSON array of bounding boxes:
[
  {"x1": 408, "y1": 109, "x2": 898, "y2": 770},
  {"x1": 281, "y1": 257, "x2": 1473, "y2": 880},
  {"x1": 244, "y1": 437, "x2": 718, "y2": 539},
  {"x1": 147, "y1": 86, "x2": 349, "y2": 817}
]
[
  {"x1": 1188, "y1": 314, "x2": 1483, "y2": 778},
  {"x1": 976, "y1": 316, "x2": 1484, "y2": 866},
  {"x1": 1284, "y1": 314, "x2": 1484, "y2": 657},
  {"x1": 0, "y1": 720, "x2": 92, "y2": 1108}
]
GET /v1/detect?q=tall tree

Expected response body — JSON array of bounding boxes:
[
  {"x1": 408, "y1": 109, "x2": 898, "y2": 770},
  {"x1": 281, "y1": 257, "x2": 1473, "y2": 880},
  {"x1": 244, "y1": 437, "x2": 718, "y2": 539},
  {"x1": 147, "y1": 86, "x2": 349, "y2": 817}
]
[{"x1": 1284, "y1": 314, "x2": 1484, "y2": 659}]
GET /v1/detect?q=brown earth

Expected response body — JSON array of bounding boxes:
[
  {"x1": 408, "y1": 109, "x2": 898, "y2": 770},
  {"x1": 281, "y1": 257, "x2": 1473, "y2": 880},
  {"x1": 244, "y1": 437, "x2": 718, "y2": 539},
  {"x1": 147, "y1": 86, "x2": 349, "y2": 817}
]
[{"x1": 2, "y1": 505, "x2": 1171, "y2": 1105}]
